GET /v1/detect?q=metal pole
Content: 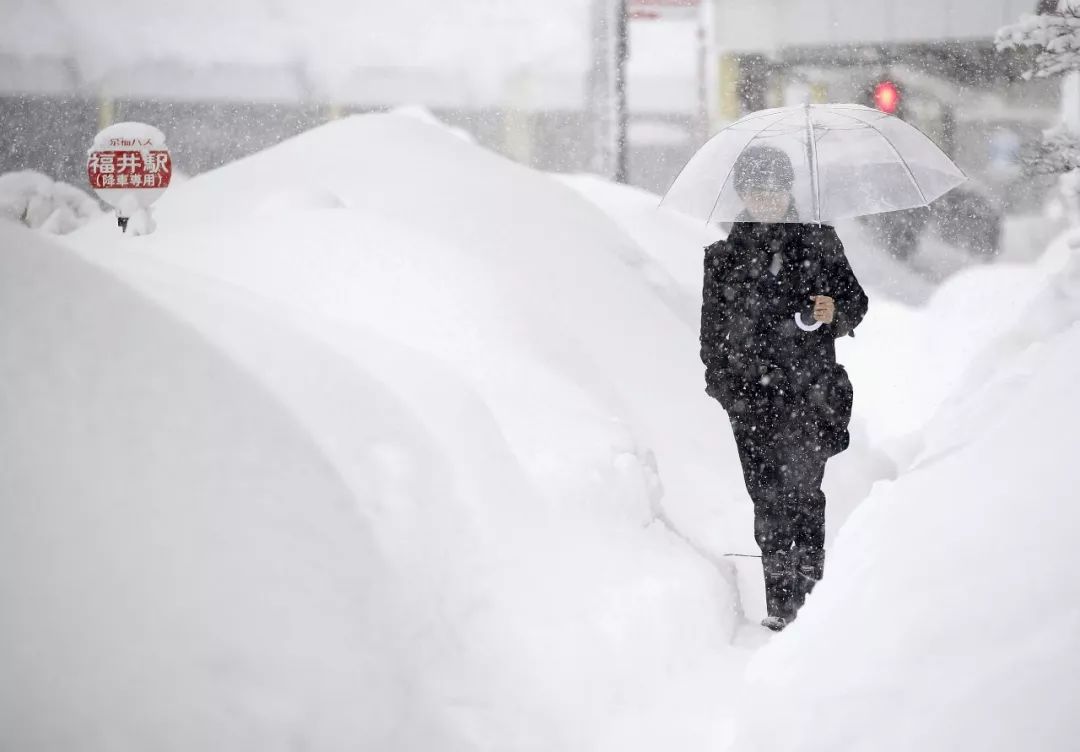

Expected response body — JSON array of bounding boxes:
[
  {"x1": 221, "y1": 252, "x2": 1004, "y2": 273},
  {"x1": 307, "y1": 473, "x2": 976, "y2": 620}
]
[
  {"x1": 614, "y1": 1, "x2": 628, "y2": 184},
  {"x1": 804, "y1": 103, "x2": 821, "y2": 224},
  {"x1": 589, "y1": 0, "x2": 629, "y2": 183},
  {"x1": 697, "y1": 0, "x2": 716, "y2": 141}
]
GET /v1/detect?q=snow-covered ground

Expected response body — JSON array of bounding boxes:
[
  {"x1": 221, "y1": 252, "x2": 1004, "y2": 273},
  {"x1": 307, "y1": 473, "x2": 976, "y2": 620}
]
[
  {"x1": 2, "y1": 111, "x2": 1079, "y2": 750},
  {"x1": 569, "y1": 167, "x2": 1080, "y2": 752},
  {"x1": 1, "y1": 112, "x2": 749, "y2": 751},
  {"x1": 731, "y1": 227, "x2": 1080, "y2": 752}
]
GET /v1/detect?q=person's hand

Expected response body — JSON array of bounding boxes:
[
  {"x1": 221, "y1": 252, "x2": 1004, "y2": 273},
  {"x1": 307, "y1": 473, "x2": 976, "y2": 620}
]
[{"x1": 810, "y1": 295, "x2": 835, "y2": 324}]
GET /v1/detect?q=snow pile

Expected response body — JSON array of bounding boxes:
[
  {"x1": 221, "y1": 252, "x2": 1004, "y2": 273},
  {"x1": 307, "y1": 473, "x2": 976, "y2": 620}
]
[
  {"x1": 253, "y1": 186, "x2": 348, "y2": 215},
  {"x1": 0, "y1": 222, "x2": 422, "y2": 748},
  {"x1": 12, "y1": 104, "x2": 1070, "y2": 752},
  {"x1": 730, "y1": 230, "x2": 1080, "y2": 752},
  {"x1": 562, "y1": 170, "x2": 1080, "y2": 750},
  {"x1": 72, "y1": 110, "x2": 758, "y2": 560},
  {"x1": 841, "y1": 259, "x2": 1052, "y2": 445},
  {"x1": 3, "y1": 113, "x2": 753, "y2": 750},
  {"x1": 391, "y1": 105, "x2": 476, "y2": 143},
  {"x1": 0, "y1": 170, "x2": 102, "y2": 234},
  {"x1": 556, "y1": 173, "x2": 721, "y2": 294}
]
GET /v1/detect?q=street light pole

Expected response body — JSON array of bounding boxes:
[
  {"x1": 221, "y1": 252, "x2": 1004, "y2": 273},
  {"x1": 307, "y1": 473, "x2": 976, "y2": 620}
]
[
  {"x1": 589, "y1": 0, "x2": 629, "y2": 183},
  {"x1": 697, "y1": 0, "x2": 717, "y2": 140}
]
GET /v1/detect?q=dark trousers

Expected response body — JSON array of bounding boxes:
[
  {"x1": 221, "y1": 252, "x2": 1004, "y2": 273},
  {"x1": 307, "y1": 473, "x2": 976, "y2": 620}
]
[{"x1": 730, "y1": 410, "x2": 829, "y2": 619}]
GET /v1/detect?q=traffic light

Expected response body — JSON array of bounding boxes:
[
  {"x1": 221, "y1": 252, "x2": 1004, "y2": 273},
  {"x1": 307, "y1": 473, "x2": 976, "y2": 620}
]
[{"x1": 873, "y1": 80, "x2": 901, "y2": 115}]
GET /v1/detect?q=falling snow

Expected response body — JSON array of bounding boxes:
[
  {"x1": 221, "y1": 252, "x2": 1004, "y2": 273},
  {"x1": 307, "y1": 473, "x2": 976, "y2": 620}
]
[{"x1": 1, "y1": 2, "x2": 1079, "y2": 751}]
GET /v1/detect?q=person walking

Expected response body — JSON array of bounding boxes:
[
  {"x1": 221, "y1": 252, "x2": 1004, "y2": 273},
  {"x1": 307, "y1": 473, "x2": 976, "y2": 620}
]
[{"x1": 700, "y1": 145, "x2": 868, "y2": 631}]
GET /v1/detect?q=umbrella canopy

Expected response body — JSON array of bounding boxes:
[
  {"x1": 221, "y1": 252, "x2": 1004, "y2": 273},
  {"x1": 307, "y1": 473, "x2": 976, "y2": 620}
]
[{"x1": 662, "y1": 103, "x2": 967, "y2": 224}]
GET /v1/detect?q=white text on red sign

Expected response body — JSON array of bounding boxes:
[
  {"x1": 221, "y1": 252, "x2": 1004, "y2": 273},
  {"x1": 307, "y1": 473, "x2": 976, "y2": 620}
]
[{"x1": 87, "y1": 150, "x2": 172, "y2": 189}]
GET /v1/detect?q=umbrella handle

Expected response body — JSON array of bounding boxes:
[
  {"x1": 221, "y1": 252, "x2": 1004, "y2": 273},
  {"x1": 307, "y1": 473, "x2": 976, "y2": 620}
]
[{"x1": 794, "y1": 312, "x2": 823, "y2": 332}]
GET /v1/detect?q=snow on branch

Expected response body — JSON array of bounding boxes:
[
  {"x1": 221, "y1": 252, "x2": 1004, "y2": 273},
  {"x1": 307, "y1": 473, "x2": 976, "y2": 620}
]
[
  {"x1": 997, "y1": 1, "x2": 1080, "y2": 78},
  {"x1": 998, "y1": 2, "x2": 1080, "y2": 175},
  {"x1": 0, "y1": 171, "x2": 102, "y2": 234},
  {"x1": 1021, "y1": 126, "x2": 1080, "y2": 174}
]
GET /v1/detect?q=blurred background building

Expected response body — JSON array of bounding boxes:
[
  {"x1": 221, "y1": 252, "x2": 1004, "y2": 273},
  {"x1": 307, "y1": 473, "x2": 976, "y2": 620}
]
[{"x1": 0, "y1": 0, "x2": 1061, "y2": 224}]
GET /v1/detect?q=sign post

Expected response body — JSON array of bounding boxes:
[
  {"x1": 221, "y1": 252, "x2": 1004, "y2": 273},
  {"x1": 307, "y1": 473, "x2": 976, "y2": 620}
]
[
  {"x1": 87, "y1": 122, "x2": 172, "y2": 235},
  {"x1": 588, "y1": 0, "x2": 629, "y2": 184},
  {"x1": 627, "y1": 0, "x2": 700, "y2": 21},
  {"x1": 627, "y1": 0, "x2": 711, "y2": 137}
]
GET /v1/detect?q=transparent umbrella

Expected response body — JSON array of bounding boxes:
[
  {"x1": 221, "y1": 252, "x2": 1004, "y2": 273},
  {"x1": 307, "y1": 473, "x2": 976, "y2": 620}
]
[{"x1": 661, "y1": 103, "x2": 967, "y2": 224}]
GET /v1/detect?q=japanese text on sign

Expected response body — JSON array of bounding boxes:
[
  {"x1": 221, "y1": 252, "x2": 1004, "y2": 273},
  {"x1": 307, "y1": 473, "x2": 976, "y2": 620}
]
[{"x1": 87, "y1": 150, "x2": 172, "y2": 189}]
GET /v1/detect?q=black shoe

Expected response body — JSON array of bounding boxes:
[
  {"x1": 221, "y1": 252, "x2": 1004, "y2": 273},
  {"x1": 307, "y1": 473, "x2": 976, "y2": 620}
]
[
  {"x1": 761, "y1": 616, "x2": 788, "y2": 632},
  {"x1": 792, "y1": 548, "x2": 825, "y2": 613},
  {"x1": 762, "y1": 549, "x2": 797, "y2": 623}
]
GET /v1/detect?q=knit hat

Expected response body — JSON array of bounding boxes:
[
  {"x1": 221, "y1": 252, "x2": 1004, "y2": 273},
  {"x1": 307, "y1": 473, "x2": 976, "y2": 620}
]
[{"x1": 732, "y1": 145, "x2": 795, "y2": 197}]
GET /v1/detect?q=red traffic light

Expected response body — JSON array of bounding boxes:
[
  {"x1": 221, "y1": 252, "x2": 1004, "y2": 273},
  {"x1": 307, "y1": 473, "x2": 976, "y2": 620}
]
[{"x1": 874, "y1": 80, "x2": 900, "y2": 115}]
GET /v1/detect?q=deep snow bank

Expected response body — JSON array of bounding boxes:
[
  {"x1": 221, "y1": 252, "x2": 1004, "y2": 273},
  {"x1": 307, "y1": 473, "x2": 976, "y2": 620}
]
[
  {"x1": 71, "y1": 110, "x2": 755, "y2": 567},
  {"x1": 555, "y1": 173, "x2": 721, "y2": 294},
  {"x1": 731, "y1": 230, "x2": 1080, "y2": 752},
  {"x1": 0, "y1": 222, "x2": 423, "y2": 749},
  {"x1": 2, "y1": 218, "x2": 739, "y2": 750},
  {"x1": 841, "y1": 261, "x2": 1052, "y2": 446},
  {"x1": 567, "y1": 167, "x2": 1080, "y2": 750},
  {"x1": 7, "y1": 111, "x2": 754, "y2": 749}
]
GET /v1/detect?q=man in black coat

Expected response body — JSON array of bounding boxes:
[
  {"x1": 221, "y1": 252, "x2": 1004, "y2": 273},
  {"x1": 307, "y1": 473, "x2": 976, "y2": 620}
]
[{"x1": 700, "y1": 146, "x2": 868, "y2": 631}]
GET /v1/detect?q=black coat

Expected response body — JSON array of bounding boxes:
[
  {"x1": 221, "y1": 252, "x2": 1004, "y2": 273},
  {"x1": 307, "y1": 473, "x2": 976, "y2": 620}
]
[{"x1": 700, "y1": 221, "x2": 868, "y2": 454}]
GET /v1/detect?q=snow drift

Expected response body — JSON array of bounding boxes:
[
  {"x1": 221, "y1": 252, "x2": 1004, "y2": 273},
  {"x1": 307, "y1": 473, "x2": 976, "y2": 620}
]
[
  {"x1": 564, "y1": 166, "x2": 1080, "y2": 751},
  {"x1": 0, "y1": 222, "x2": 421, "y2": 749},
  {"x1": 71, "y1": 110, "x2": 763, "y2": 568},
  {"x1": 7, "y1": 104, "x2": 1073, "y2": 752},
  {"x1": 731, "y1": 229, "x2": 1080, "y2": 752},
  {"x1": 2, "y1": 113, "x2": 748, "y2": 750}
]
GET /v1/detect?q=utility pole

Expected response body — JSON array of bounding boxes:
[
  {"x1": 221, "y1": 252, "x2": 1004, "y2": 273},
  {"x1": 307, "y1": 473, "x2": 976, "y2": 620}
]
[
  {"x1": 696, "y1": 0, "x2": 716, "y2": 141},
  {"x1": 588, "y1": 0, "x2": 629, "y2": 183}
]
